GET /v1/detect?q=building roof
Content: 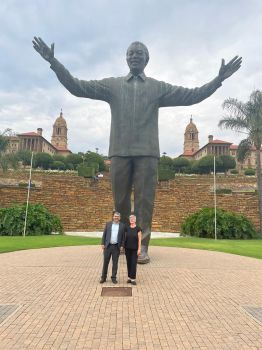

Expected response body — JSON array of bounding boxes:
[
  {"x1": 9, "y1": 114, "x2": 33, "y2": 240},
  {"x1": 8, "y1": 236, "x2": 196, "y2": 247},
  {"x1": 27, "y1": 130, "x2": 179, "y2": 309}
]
[
  {"x1": 18, "y1": 132, "x2": 40, "y2": 136},
  {"x1": 230, "y1": 145, "x2": 238, "y2": 150},
  {"x1": 209, "y1": 139, "x2": 232, "y2": 144},
  {"x1": 180, "y1": 150, "x2": 195, "y2": 156}
]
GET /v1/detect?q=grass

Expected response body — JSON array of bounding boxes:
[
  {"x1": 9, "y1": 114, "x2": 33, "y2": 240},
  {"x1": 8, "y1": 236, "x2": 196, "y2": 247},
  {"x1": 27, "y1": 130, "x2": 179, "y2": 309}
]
[
  {"x1": 151, "y1": 237, "x2": 262, "y2": 259},
  {"x1": 0, "y1": 235, "x2": 262, "y2": 259},
  {"x1": 0, "y1": 235, "x2": 100, "y2": 254}
]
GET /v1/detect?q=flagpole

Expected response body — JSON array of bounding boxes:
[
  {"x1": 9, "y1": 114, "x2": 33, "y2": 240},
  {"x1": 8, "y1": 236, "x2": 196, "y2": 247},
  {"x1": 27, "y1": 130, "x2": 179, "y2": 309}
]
[
  {"x1": 23, "y1": 152, "x2": 33, "y2": 237},
  {"x1": 214, "y1": 156, "x2": 217, "y2": 240}
]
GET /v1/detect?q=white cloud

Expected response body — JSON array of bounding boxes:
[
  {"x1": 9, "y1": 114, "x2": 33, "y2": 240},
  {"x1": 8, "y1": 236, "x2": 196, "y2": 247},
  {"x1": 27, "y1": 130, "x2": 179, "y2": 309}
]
[{"x1": 1, "y1": 0, "x2": 262, "y2": 157}]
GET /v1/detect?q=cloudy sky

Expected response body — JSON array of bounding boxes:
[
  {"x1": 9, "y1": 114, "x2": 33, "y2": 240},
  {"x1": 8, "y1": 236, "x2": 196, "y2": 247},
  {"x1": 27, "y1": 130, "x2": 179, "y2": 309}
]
[{"x1": 1, "y1": 0, "x2": 262, "y2": 156}]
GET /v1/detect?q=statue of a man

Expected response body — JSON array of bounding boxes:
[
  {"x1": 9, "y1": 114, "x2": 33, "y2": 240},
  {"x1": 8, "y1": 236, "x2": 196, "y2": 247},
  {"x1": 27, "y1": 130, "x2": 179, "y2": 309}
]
[{"x1": 33, "y1": 37, "x2": 241, "y2": 263}]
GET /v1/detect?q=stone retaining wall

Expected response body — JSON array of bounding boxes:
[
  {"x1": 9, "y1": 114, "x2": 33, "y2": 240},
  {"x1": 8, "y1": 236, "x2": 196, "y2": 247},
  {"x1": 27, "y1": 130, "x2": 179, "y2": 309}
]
[{"x1": 0, "y1": 171, "x2": 259, "y2": 232}]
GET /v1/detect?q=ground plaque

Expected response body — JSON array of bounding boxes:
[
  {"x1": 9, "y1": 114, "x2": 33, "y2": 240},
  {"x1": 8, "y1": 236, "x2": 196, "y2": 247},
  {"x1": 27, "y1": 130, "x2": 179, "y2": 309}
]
[{"x1": 101, "y1": 287, "x2": 132, "y2": 297}]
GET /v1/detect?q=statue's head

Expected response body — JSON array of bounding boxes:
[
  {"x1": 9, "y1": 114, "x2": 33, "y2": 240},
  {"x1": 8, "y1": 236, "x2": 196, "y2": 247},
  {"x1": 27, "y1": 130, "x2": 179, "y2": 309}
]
[{"x1": 126, "y1": 41, "x2": 149, "y2": 75}]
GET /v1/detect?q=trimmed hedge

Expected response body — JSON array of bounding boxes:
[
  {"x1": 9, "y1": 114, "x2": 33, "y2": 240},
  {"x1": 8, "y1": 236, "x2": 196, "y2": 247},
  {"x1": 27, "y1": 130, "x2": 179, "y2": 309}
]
[
  {"x1": 0, "y1": 203, "x2": 63, "y2": 236},
  {"x1": 181, "y1": 207, "x2": 257, "y2": 239},
  {"x1": 244, "y1": 168, "x2": 255, "y2": 176}
]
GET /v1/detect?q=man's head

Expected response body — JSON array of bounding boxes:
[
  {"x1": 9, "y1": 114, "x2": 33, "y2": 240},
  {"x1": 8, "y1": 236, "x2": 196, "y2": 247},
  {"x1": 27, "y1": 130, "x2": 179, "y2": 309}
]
[
  {"x1": 112, "y1": 211, "x2": 121, "y2": 223},
  {"x1": 126, "y1": 42, "x2": 149, "y2": 75}
]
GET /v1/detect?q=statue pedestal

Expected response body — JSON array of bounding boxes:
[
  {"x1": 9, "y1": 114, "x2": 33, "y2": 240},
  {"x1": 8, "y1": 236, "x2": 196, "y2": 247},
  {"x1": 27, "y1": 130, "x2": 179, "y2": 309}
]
[
  {"x1": 138, "y1": 245, "x2": 150, "y2": 264},
  {"x1": 138, "y1": 255, "x2": 150, "y2": 264}
]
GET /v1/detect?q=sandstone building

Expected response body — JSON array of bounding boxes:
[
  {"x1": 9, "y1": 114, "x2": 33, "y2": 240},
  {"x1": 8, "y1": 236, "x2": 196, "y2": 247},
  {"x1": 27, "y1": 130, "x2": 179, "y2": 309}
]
[
  {"x1": 5, "y1": 110, "x2": 71, "y2": 156},
  {"x1": 180, "y1": 117, "x2": 261, "y2": 172}
]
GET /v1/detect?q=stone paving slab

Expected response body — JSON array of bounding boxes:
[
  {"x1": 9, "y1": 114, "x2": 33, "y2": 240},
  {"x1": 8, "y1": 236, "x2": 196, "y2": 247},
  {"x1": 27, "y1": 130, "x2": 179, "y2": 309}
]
[{"x1": 0, "y1": 246, "x2": 261, "y2": 349}]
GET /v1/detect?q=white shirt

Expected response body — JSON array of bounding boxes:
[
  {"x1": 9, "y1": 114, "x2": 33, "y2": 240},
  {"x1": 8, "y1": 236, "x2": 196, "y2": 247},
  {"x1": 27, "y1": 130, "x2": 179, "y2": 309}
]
[{"x1": 110, "y1": 222, "x2": 119, "y2": 244}]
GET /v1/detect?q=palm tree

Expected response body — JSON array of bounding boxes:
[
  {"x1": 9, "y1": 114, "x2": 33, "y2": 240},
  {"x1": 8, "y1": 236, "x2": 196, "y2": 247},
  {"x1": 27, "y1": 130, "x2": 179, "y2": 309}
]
[{"x1": 218, "y1": 90, "x2": 262, "y2": 235}]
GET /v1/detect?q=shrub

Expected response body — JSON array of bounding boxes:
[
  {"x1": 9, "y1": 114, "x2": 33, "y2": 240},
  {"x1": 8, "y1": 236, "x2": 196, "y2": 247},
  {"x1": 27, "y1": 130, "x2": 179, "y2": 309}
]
[
  {"x1": 181, "y1": 207, "x2": 257, "y2": 239},
  {"x1": 215, "y1": 188, "x2": 232, "y2": 194},
  {"x1": 0, "y1": 203, "x2": 63, "y2": 236},
  {"x1": 158, "y1": 167, "x2": 175, "y2": 181},
  {"x1": 77, "y1": 164, "x2": 96, "y2": 178},
  {"x1": 230, "y1": 169, "x2": 238, "y2": 174},
  {"x1": 244, "y1": 168, "x2": 255, "y2": 176},
  {"x1": 51, "y1": 160, "x2": 66, "y2": 170}
]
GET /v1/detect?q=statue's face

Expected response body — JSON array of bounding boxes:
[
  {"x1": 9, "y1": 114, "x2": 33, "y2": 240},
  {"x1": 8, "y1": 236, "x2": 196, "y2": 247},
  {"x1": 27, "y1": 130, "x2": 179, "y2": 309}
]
[{"x1": 126, "y1": 42, "x2": 148, "y2": 75}]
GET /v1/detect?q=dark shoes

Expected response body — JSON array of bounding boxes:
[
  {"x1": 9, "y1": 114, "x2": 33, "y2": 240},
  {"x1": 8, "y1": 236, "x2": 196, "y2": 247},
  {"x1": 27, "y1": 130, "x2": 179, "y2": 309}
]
[
  {"x1": 100, "y1": 277, "x2": 118, "y2": 284},
  {"x1": 127, "y1": 278, "x2": 136, "y2": 285}
]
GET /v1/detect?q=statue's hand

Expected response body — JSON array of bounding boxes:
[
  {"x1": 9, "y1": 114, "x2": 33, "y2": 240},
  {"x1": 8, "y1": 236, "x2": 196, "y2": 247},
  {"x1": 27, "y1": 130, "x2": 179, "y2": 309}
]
[
  {"x1": 218, "y1": 56, "x2": 242, "y2": 81},
  {"x1": 32, "y1": 37, "x2": 54, "y2": 63}
]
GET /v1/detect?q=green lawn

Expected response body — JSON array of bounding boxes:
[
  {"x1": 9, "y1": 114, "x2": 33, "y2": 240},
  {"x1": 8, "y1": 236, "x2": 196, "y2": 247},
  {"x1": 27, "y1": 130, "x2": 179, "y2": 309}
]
[
  {"x1": 151, "y1": 237, "x2": 262, "y2": 259},
  {"x1": 0, "y1": 235, "x2": 100, "y2": 254},
  {"x1": 0, "y1": 235, "x2": 262, "y2": 259}
]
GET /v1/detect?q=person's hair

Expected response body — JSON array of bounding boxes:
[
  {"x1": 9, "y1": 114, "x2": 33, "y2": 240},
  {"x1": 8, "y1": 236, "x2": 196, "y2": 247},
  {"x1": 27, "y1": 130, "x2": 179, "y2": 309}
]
[
  {"x1": 127, "y1": 41, "x2": 149, "y2": 63},
  {"x1": 113, "y1": 211, "x2": 121, "y2": 217},
  {"x1": 129, "y1": 214, "x2": 136, "y2": 220}
]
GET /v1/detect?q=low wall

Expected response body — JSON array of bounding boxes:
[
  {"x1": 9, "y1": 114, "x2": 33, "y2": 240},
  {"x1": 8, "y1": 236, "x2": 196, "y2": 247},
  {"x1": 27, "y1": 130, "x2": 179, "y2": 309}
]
[{"x1": 0, "y1": 171, "x2": 259, "y2": 232}]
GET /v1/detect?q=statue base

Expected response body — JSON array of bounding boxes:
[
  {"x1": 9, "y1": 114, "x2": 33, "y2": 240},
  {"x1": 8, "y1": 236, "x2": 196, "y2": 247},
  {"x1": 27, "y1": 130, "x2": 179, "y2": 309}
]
[{"x1": 138, "y1": 251, "x2": 150, "y2": 264}]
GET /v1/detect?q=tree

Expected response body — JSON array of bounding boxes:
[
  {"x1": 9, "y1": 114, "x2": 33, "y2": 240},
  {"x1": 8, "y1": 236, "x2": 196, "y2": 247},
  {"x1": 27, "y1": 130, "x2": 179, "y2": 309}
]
[
  {"x1": 0, "y1": 129, "x2": 19, "y2": 172},
  {"x1": 218, "y1": 90, "x2": 262, "y2": 235},
  {"x1": 197, "y1": 155, "x2": 216, "y2": 174},
  {"x1": 51, "y1": 160, "x2": 66, "y2": 170},
  {"x1": 173, "y1": 157, "x2": 190, "y2": 173},
  {"x1": 0, "y1": 130, "x2": 10, "y2": 153},
  {"x1": 159, "y1": 155, "x2": 174, "y2": 170},
  {"x1": 16, "y1": 150, "x2": 32, "y2": 166},
  {"x1": 34, "y1": 153, "x2": 53, "y2": 169},
  {"x1": 217, "y1": 155, "x2": 236, "y2": 173},
  {"x1": 64, "y1": 153, "x2": 83, "y2": 170},
  {"x1": 84, "y1": 151, "x2": 105, "y2": 171},
  {"x1": 52, "y1": 154, "x2": 66, "y2": 163}
]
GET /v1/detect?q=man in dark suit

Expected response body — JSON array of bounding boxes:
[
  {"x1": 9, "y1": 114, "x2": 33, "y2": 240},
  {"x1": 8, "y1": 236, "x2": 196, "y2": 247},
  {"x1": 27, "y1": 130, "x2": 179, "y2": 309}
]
[{"x1": 100, "y1": 212, "x2": 125, "y2": 284}]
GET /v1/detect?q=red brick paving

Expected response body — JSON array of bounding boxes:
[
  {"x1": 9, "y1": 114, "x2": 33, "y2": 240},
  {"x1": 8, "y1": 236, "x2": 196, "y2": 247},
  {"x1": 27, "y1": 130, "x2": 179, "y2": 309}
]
[{"x1": 0, "y1": 246, "x2": 261, "y2": 349}]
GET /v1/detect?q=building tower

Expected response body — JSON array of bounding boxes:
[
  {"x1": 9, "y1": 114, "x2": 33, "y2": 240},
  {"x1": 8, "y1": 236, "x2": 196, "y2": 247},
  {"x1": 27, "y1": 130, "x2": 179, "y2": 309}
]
[
  {"x1": 183, "y1": 116, "x2": 199, "y2": 155},
  {"x1": 51, "y1": 109, "x2": 68, "y2": 149}
]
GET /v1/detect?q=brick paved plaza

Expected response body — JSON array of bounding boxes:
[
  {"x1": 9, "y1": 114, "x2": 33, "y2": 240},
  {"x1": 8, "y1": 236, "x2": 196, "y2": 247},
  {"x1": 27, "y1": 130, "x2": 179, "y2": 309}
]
[{"x1": 0, "y1": 246, "x2": 262, "y2": 349}]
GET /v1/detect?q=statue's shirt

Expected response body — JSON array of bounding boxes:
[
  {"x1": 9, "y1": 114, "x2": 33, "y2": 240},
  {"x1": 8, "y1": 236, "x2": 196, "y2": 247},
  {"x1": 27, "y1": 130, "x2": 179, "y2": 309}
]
[{"x1": 51, "y1": 59, "x2": 222, "y2": 158}]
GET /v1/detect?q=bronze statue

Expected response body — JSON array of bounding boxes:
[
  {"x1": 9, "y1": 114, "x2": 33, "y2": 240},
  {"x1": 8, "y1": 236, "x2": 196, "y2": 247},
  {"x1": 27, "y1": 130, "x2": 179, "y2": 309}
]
[{"x1": 33, "y1": 37, "x2": 242, "y2": 263}]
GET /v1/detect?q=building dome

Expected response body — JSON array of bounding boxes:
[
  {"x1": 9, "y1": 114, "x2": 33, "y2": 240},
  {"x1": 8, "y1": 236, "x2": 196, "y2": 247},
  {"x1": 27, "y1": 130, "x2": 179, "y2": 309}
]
[
  {"x1": 185, "y1": 117, "x2": 198, "y2": 132},
  {"x1": 183, "y1": 116, "x2": 199, "y2": 156},
  {"x1": 54, "y1": 110, "x2": 67, "y2": 128},
  {"x1": 51, "y1": 109, "x2": 68, "y2": 151}
]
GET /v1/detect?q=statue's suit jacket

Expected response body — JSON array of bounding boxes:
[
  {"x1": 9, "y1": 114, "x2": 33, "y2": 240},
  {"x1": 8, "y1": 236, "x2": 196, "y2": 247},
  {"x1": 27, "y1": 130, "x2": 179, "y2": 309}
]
[{"x1": 101, "y1": 221, "x2": 126, "y2": 248}]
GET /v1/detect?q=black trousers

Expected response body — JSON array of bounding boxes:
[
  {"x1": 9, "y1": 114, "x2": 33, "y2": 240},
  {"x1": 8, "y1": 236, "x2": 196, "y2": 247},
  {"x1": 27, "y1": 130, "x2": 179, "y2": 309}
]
[
  {"x1": 111, "y1": 157, "x2": 158, "y2": 253},
  {"x1": 101, "y1": 244, "x2": 120, "y2": 279},
  {"x1": 125, "y1": 249, "x2": 138, "y2": 279}
]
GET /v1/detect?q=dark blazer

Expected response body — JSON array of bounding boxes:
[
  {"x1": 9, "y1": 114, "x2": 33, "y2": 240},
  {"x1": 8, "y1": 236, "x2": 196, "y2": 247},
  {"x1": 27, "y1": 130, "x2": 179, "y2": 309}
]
[{"x1": 101, "y1": 221, "x2": 125, "y2": 248}]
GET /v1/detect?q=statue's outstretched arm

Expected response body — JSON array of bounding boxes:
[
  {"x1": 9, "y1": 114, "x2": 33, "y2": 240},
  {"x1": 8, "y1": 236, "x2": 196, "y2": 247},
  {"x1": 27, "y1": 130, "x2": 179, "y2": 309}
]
[
  {"x1": 218, "y1": 56, "x2": 242, "y2": 82},
  {"x1": 32, "y1": 37, "x2": 55, "y2": 63},
  {"x1": 32, "y1": 36, "x2": 111, "y2": 102},
  {"x1": 159, "y1": 55, "x2": 242, "y2": 107}
]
